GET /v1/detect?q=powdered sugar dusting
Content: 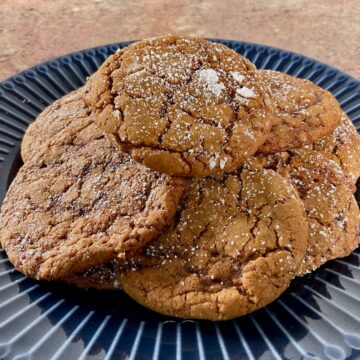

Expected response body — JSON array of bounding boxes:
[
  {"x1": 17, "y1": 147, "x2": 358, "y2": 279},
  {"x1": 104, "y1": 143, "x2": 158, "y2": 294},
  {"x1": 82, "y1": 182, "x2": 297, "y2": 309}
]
[
  {"x1": 198, "y1": 69, "x2": 225, "y2": 98},
  {"x1": 236, "y1": 87, "x2": 256, "y2": 98},
  {"x1": 230, "y1": 71, "x2": 245, "y2": 83}
]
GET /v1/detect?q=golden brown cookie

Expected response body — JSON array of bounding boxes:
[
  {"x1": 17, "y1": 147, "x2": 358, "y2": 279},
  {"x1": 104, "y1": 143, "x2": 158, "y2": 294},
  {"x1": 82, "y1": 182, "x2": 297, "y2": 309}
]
[
  {"x1": 89, "y1": 35, "x2": 273, "y2": 176},
  {"x1": 252, "y1": 149, "x2": 360, "y2": 274},
  {"x1": 257, "y1": 70, "x2": 342, "y2": 154},
  {"x1": 309, "y1": 112, "x2": 360, "y2": 184},
  {"x1": 0, "y1": 107, "x2": 184, "y2": 281},
  {"x1": 21, "y1": 87, "x2": 90, "y2": 162},
  {"x1": 120, "y1": 167, "x2": 308, "y2": 320},
  {"x1": 21, "y1": 88, "x2": 183, "y2": 287},
  {"x1": 21, "y1": 88, "x2": 121, "y2": 287},
  {"x1": 21, "y1": 87, "x2": 182, "y2": 288}
]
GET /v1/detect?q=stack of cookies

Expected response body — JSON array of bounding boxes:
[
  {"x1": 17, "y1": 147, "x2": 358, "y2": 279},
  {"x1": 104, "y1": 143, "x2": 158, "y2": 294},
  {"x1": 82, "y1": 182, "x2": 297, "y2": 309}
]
[{"x1": 1, "y1": 35, "x2": 360, "y2": 321}]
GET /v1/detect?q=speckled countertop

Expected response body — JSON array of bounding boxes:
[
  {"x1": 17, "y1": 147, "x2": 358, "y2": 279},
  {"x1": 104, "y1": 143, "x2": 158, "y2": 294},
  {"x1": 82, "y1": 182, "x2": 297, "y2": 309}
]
[{"x1": 0, "y1": 0, "x2": 359, "y2": 81}]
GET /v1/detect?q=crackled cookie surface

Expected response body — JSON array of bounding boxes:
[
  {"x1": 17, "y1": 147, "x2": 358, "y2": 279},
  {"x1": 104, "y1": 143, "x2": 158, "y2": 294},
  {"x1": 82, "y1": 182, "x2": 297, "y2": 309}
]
[
  {"x1": 309, "y1": 112, "x2": 360, "y2": 184},
  {"x1": 120, "y1": 168, "x2": 308, "y2": 320},
  {"x1": 258, "y1": 70, "x2": 341, "y2": 154},
  {"x1": 253, "y1": 149, "x2": 360, "y2": 274},
  {"x1": 1, "y1": 111, "x2": 184, "y2": 280},
  {"x1": 89, "y1": 35, "x2": 273, "y2": 176},
  {"x1": 21, "y1": 86, "x2": 90, "y2": 162}
]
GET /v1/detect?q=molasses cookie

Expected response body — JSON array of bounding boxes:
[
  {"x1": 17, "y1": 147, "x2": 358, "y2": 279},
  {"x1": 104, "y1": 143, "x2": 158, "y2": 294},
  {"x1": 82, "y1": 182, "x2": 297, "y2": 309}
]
[
  {"x1": 258, "y1": 70, "x2": 341, "y2": 154},
  {"x1": 252, "y1": 149, "x2": 360, "y2": 274},
  {"x1": 120, "y1": 167, "x2": 308, "y2": 320},
  {"x1": 310, "y1": 112, "x2": 360, "y2": 184},
  {"x1": 1, "y1": 112, "x2": 184, "y2": 281},
  {"x1": 89, "y1": 35, "x2": 273, "y2": 176}
]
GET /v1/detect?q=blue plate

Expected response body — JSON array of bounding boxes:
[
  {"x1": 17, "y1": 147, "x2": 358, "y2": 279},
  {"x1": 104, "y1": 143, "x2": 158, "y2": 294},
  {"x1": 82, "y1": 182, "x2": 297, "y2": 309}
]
[{"x1": 0, "y1": 40, "x2": 360, "y2": 360}]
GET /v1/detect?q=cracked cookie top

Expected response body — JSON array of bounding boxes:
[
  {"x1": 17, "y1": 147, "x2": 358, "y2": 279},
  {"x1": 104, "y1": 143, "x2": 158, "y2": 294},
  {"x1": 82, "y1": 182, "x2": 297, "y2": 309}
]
[
  {"x1": 0, "y1": 99, "x2": 184, "y2": 281},
  {"x1": 308, "y1": 111, "x2": 360, "y2": 184},
  {"x1": 257, "y1": 70, "x2": 342, "y2": 154},
  {"x1": 120, "y1": 167, "x2": 308, "y2": 320},
  {"x1": 89, "y1": 35, "x2": 273, "y2": 176},
  {"x1": 252, "y1": 148, "x2": 360, "y2": 274},
  {"x1": 21, "y1": 86, "x2": 90, "y2": 162}
]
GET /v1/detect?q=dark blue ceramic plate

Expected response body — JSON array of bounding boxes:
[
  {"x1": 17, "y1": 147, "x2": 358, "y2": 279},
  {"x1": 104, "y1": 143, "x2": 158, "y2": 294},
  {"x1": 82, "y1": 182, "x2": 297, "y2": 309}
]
[{"x1": 0, "y1": 40, "x2": 360, "y2": 360}]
